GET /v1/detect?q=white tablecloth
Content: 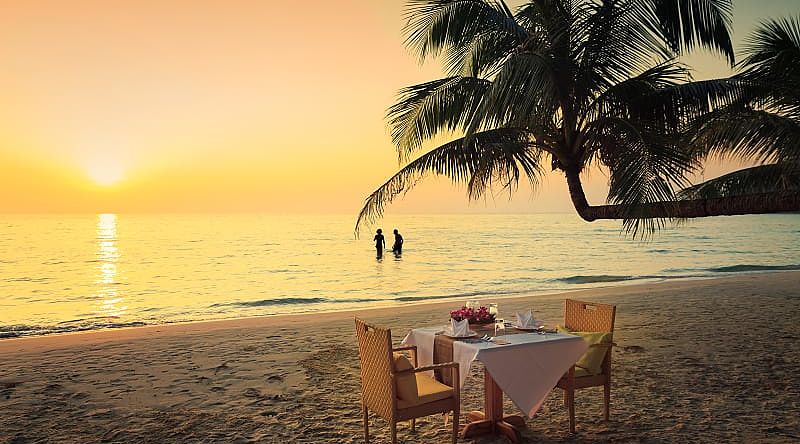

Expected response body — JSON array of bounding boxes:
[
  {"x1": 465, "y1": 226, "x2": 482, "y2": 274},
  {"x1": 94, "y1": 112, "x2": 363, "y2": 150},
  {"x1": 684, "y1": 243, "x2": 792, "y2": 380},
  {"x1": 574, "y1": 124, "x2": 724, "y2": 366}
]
[{"x1": 402, "y1": 326, "x2": 588, "y2": 418}]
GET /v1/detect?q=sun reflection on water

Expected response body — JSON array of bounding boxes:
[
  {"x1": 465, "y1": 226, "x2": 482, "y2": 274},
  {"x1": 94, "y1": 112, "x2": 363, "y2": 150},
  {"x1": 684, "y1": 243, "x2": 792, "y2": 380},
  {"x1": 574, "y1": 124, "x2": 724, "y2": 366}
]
[{"x1": 95, "y1": 213, "x2": 125, "y2": 317}]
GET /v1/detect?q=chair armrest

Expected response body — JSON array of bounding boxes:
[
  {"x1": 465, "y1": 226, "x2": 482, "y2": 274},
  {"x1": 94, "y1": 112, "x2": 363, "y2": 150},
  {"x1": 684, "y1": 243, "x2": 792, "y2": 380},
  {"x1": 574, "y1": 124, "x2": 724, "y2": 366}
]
[
  {"x1": 393, "y1": 345, "x2": 418, "y2": 366},
  {"x1": 410, "y1": 362, "x2": 457, "y2": 373},
  {"x1": 395, "y1": 362, "x2": 457, "y2": 374}
]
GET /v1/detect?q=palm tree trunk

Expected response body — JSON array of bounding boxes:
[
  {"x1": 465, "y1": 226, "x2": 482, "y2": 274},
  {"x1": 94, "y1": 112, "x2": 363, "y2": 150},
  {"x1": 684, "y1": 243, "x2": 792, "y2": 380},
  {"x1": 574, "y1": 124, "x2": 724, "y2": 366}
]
[
  {"x1": 565, "y1": 169, "x2": 800, "y2": 221},
  {"x1": 564, "y1": 168, "x2": 594, "y2": 220}
]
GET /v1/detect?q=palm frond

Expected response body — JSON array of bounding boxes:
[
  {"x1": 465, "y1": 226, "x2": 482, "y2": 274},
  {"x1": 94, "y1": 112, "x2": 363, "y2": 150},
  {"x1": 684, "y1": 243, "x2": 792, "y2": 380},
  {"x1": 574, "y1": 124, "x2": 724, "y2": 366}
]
[
  {"x1": 388, "y1": 76, "x2": 491, "y2": 161},
  {"x1": 466, "y1": 139, "x2": 546, "y2": 200},
  {"x1": 679, "y1": 163, "x2": 800, "y2": 198},
  {"x1": 515, "y1": 0, "x2": 576, "y2": 43},
  {"x1": 637, "y1": 0, "x2": 734, "y2": 64},
  {"x1": 737, "y1": 16, "x2": 800, "y2": 116},
  {"x1": 588, "y1": 116, "x2": 695, "y2": 236},
  {"x1": 740, "y1": 16, "x2": 800, "y2": 80},
  {"x1": 403, "y1": 0, "x2": 527, "y2": 63},
  {"x1": 572, "y1": 0, "x2": 673, "y2": 100},
  {"x1": 623, "y1": 77, "x2": 746, "y2": 134},
  {"x1": 354, "y1": 128, "x2": 540, "y2": 234},
  {"x1": 444, "y1": 27, "x2": 519, "y2": 77},
  {"x1": 581, "y1": 60, "x2": 690, "y2": 126},
  {"x1": 469, "y1": 50, "x2": 561, "y2": 132},
  {"x1": 688, "y1": 107, "x2": 800, "y2": 163}
]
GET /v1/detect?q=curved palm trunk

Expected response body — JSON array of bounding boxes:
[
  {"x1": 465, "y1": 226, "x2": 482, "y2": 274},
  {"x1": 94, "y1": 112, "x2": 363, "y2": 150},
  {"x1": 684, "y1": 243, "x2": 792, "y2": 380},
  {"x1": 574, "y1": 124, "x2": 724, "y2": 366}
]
[
  {"x1": 565, "y1": 168, "x2": 594, "y2": 221},
  {"x1": 565, "y1": 169, "x2": 800, "y2": 221}
]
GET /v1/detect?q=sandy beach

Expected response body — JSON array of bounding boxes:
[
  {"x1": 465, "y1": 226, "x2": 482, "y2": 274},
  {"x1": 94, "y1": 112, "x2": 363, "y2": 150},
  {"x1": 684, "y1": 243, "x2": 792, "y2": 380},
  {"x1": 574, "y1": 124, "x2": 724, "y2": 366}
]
[{"x1": 2, "y1": 272, "x2": 799, "y2": 443}]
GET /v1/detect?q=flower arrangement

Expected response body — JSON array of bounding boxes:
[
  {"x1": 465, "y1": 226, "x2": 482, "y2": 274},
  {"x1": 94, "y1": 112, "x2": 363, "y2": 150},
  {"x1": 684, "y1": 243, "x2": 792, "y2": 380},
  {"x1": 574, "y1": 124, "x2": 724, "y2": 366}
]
[{"x1": 450, "y1": 306, "x2": 496, "y2": 324}]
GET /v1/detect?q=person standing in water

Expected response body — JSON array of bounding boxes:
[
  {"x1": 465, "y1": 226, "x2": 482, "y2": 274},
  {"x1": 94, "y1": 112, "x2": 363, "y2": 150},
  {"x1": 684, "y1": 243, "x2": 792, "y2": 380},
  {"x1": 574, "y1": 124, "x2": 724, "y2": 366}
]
[
  {"x1": 392, "y1": 228, "x2": 404, "y2": 254},
  {"x1": 374, "y1": 228, "x2": 385, "y2": 258}
]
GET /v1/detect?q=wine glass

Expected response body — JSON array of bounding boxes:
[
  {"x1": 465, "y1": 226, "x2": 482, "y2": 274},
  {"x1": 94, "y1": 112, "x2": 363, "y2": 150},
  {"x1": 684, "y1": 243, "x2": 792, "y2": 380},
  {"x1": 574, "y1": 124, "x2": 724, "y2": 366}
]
[{"x1": 494, "y1": 318, "x2": 505, "y2": 336}]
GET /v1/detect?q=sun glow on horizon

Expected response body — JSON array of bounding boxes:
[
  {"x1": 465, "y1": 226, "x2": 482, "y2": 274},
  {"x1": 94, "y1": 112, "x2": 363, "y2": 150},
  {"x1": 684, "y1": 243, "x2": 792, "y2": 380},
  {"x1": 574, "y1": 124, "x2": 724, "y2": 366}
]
[{"x1": 86, "y1": 161, "x2": 124, "y2": 187}]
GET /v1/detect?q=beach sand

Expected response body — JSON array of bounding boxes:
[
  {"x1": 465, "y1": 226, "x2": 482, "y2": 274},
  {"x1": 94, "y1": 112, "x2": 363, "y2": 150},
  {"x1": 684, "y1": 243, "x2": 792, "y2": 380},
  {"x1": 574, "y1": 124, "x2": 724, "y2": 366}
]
[{"x1": 2, "y1": 272, "x2": 799, "y2": 443}]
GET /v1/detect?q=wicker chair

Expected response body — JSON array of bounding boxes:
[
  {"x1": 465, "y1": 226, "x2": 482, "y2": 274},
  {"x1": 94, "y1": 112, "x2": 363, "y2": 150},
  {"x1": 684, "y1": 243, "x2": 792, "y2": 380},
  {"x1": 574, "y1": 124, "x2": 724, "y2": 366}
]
[
  {"x1": 555, "y1": 299, "x2": 617, "y2": 433},
  {"x1": 354, "y1": 318, "x2": 460, "y2": 444}
]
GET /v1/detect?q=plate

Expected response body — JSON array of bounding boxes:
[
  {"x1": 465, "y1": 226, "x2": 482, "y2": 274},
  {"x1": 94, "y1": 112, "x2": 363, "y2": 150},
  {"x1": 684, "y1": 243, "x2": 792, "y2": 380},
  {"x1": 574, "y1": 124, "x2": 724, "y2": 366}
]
[{"x1": 441, "y1": 330, "x2": 479, "y2": 338}]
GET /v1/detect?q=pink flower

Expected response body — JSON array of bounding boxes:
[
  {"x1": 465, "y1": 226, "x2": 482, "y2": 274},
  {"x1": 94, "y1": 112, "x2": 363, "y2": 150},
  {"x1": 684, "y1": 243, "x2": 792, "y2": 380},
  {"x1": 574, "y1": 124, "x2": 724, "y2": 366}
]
[{"x1": 450, "y1": 305, "x2": 496, "y2": 324}]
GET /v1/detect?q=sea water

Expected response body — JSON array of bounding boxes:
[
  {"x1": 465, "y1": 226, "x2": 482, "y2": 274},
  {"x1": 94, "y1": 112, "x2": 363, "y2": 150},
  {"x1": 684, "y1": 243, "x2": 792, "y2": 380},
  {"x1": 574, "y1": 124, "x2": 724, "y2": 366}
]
[{"x1": 1, "y1": 213, "x2": 798, "y2": 337}]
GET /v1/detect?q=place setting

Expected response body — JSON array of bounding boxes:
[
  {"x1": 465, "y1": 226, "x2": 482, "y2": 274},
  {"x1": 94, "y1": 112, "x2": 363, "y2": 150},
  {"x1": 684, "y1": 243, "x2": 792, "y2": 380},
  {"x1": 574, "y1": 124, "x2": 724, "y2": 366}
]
[
  {"x1": 506, "y1": 309, "x2": 557, "y2": 336},
  {"x1": 438, "y1": 317, "x2": 478, "y2": 339},
  {"x1": 436, "y1": 301, "x2": 514, "y2": 344}
]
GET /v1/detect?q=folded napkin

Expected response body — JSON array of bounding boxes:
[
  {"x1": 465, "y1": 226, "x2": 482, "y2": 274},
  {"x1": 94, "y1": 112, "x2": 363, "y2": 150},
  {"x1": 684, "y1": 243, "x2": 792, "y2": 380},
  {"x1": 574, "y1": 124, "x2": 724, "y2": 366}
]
[
  {"x1": 516, "y1": 310, "x2": 535, "y2": 328},
  {"x1": 449, "y1": 318, "x2": 470, "y2": 336}
]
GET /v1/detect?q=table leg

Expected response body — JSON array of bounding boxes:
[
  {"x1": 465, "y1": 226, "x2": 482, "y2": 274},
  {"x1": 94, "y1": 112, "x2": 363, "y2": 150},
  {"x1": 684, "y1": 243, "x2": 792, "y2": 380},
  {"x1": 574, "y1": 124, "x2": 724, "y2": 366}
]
[{"x1": 461, "y1": 369, "x2": 524, "y2": 443}]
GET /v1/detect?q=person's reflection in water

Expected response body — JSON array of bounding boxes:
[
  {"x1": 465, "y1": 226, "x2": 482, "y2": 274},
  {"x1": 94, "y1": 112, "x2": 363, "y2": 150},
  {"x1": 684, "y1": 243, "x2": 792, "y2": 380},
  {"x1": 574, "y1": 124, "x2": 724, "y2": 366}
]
[
  {"x1": 374, "y1": 228, "x2": 385, "y2": 259},
  {"x1": 391, "y1": 228, "x2": 404, "y2": 256}
]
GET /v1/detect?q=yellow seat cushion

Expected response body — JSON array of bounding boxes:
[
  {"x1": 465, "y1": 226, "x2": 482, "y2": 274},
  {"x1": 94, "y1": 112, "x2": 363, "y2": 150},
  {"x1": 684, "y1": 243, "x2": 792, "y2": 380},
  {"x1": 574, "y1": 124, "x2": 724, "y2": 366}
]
[
  {"x1": 393, "y1": 352, "x2": 417, "y2": 402},
  {"x1": 397, "y1": 374, "x2": 454, "y2": 409},
  {"x1": 557, "y1": 325, "x2": 612, "y2": 375}
]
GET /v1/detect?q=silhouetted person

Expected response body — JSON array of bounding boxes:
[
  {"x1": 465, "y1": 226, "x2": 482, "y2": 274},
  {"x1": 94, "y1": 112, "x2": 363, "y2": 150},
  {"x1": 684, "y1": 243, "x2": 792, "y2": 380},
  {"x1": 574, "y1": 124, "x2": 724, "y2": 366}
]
[
  {"x1": 374, "y1": 228, "x2": 385, "y2": 258},
  {"x1": 392, "y1": 228, "x2": 404, "y2": 254}
]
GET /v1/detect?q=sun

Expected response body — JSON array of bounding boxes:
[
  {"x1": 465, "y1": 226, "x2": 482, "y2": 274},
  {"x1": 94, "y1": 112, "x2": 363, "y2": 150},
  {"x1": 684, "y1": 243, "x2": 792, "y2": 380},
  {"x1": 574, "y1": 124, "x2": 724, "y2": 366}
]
[{"x1": 86, "y1": 161, "x2": 124, "y2": 186}]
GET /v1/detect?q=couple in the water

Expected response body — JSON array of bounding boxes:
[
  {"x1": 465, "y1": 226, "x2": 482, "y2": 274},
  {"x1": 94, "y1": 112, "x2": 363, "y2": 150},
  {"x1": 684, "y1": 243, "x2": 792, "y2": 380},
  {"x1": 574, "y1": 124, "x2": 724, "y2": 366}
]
[{"x1": 373, "y1": 228, "x2": 403, "y2": 258}]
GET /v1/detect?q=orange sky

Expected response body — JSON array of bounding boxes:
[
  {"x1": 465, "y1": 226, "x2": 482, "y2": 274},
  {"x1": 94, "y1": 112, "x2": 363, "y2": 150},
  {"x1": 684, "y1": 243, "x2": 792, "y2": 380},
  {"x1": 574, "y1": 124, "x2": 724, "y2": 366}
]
[{"x1": 0, "y1": 0, "x2": 796, "y2": 214}]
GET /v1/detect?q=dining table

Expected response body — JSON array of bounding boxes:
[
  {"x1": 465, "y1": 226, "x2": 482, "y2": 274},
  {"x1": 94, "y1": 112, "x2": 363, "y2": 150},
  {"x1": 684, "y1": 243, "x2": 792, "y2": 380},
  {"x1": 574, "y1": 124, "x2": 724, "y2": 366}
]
[{"x1": 402, "y1": 323, "x2": 588, "y2": 443}]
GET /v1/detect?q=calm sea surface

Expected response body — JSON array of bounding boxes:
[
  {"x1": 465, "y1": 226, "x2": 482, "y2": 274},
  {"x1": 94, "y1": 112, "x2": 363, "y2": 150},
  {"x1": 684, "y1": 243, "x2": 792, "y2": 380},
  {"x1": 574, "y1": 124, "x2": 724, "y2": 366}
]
[{"x1": 1, "y1": 213, "x2": 799, "y2": 337}]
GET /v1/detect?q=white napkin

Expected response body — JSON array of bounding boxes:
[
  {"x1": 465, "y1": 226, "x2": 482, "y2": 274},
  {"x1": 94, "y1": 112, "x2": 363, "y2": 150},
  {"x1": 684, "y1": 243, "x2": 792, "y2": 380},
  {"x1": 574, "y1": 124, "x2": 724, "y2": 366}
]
[
  {"x1": 449, "y1": 318, "x2": 470, "y2": 337},
  {"x1": 516, "y1": 310, "x2": 534, "y2": 328}
]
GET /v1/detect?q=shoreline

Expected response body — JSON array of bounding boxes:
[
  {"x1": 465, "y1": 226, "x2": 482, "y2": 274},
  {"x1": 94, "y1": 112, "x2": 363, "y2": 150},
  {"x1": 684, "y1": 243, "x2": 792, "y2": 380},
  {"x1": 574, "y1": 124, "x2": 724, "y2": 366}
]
[
  {"x1": 3, "y1": 270, "x2": 798, "y2": 354},
  {"x1": 7, "y1": 267, "x2": 799, "y2": 341}
]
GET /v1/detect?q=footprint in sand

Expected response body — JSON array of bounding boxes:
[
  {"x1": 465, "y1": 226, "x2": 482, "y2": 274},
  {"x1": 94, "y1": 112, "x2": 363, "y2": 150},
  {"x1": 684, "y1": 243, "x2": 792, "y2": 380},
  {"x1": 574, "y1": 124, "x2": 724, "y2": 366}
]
[
  {"x1": 1, "y1": 380, "x2": 23, "y2": 399},
  {"x1": 213, "y1": 361, "x2": 230, "y2": 375},
  {"x1": 244, "y1": 387, "x2": 284, "y2": 401},
  {"x1": 243, "y1": 388, "x2": 261, "y2": 398},
  {"x1": 42, "y1": 383, "x2": 64, "y2": 394},
  {"x1": 266, "y1": 374, "x2": 284, "y2": 383},
  {"x1": 71, "y1": 391, "x2": 90, "y2": 400},
  {"x1": 85, "y1": 408, "x2": 115, "y2": 419},
  {"x1": 196, "y1": 376, "x2": 212, "y2": 384}
]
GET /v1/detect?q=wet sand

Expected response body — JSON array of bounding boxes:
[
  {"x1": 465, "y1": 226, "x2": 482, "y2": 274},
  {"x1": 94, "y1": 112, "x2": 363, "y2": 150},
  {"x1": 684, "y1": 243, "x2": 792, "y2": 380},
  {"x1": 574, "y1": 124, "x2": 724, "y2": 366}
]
[{"x1": 2, "y1": 272, "x2": 799, "y2": 443}]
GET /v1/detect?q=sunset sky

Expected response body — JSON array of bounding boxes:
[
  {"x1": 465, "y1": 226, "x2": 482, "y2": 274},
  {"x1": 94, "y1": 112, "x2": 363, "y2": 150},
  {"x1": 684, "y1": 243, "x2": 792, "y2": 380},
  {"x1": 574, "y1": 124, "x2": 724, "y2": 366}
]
[{"x1": 1, "y1": 0, "x2": 796, "y2": 214}]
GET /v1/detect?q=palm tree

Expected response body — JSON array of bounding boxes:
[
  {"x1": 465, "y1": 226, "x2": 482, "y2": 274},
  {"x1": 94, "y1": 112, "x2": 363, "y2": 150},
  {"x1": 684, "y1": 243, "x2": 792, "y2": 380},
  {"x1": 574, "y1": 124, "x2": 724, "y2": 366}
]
[
  {"x1": 681, "y1": 16, "x2": 800, "y2": 199},
  {"x1": 355, "y1": 0, "x2": 800, "y2": 236}
]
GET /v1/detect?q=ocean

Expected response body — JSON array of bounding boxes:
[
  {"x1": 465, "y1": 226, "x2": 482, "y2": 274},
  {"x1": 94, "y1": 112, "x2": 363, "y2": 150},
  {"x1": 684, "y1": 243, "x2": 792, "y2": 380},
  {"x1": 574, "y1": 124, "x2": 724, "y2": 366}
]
[{"x1": 1, "y1": 213, "x2": 799, "y2": 337}]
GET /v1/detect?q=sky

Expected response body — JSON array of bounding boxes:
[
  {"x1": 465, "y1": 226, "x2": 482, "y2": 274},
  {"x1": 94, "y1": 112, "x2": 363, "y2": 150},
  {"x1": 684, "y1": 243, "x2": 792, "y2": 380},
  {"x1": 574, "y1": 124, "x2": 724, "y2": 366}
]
[{"x1": 0, "y1": 0, "x2": 797, "y2": 215}]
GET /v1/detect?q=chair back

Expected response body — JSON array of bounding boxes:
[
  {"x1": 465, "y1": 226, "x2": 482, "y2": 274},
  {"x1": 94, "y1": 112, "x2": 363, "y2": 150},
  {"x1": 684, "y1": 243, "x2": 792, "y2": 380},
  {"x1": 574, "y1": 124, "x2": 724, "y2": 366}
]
[
  {"x1": 564, "y1": 299, "x2": 616, "y2": 333},
  {"x1": 564, "y1": 299, "x2": 616, "y2": 376},
  {"x1": 354, "y1": 318, "x2": 395, "y2": 419}
]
